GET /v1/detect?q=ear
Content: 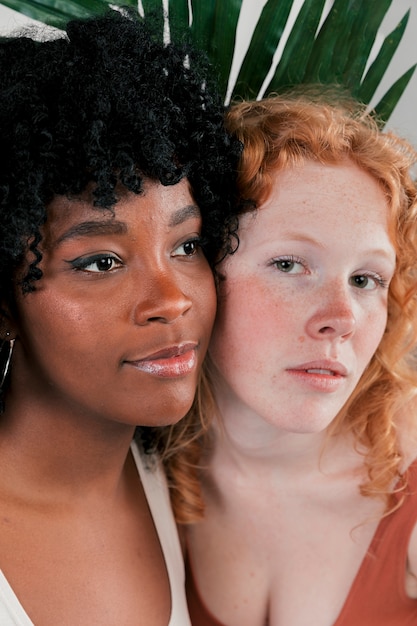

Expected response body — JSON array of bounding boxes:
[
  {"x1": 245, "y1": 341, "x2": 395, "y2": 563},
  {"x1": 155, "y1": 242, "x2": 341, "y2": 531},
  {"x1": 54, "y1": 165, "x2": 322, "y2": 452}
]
[
  {"x1": 0, "y1": 325, "x2": 17, "y2": 343},
  {"x1": 0, "y1": 301, "x2": 18, "y2": 341}
]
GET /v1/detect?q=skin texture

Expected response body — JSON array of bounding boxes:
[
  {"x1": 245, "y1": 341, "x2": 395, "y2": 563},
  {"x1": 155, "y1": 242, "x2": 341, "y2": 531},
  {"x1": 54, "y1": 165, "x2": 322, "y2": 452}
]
[
  {"x1": 188, "y1": 160, "x2": 401, "y2": 626},
  {"x1": 210, "y1": 160, "x2": 395, "y2": 439},
  {"x1": 0, "y1": 11, "x2": 242, "y2": 625},
  {"x1": 0, "y1": 179, "x2": 216, "y2": 625},
  {"x1": 10, "y1": 180, "x2": 216, "y2": 430}
]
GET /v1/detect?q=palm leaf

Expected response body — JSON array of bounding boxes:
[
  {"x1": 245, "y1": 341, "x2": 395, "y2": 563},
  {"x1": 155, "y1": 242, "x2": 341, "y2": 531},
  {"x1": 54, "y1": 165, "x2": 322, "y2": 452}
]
[
  {"x1": 263, "y1": 0, "x2": 327, "y2": 94},
  {"x1": 233, "y1": 0, "x2": 295, "y2": 99},
  {"x1": 207, "y1": 0, "x2": 243, "y2": 97},
  {"x1": 342, "y1": 0, "x2": 394, "y2": 91},
  {"x1": 188, "y1": 0, "x2": 244, "y2": 96},
  {"x1": 302, "y1": 0, "x2": 355, "y2": 82},
  {"x1": 140, "y1": 0, "x2": 165, "y2": 39},
  {"x1": 260, "y1": 0, "x2": 414, "y2": 125},
  {"x1": 374, "y1": 64, "x2": 417, "y2": 124},
  {"x1": 303, "y1": 0, "x2": 392, "y2": 84},
  {"x1": 189, "y1": 0, "x2": 216, "y2": 52},
  {"x1": 168, "y1": 0, "x2": 190, "y2": 40},
  {"x1": 358, "y1": 10, "x2": 411, "y2": 103},
  {"x1": 0, "y1": 0, "x2": 137, "y2": 27},
  {"x1": 141, "y1": 0, "x2": 163, "y2": 13},
  {"x1": 2, "y1": 0, "x2": 416, "y2": 125}
]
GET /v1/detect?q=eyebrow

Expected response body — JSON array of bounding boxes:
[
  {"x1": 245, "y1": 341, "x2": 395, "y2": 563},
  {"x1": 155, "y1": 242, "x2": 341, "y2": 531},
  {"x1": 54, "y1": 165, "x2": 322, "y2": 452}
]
[
  {"x1": 256, "y1": 230, "x2": 395, "y2": 261},
  {"x1": 286, "y1": 232, "x2": 395, "y2": 261},
  {"x1": 55, "y1": 204, "x2": 201, "y2": 246},
  {"x1": 168, "y1": 204, "x2": 201, "y2": 227},
  {"x1": 56, "y1": 220, "x2": 127, "y2": 245},
  {"x1": 255, "y1": 231, "x2": 328, "y2": 251},
  {"x1": 282, "y1": 232, "x2": 327, "y2": 248}
]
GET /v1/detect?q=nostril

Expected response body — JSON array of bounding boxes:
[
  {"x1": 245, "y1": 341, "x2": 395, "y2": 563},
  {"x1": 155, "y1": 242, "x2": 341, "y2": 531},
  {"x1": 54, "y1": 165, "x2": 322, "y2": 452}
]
[{"x1": 147, "y1": 316, "x2": 170, "y2": 323}]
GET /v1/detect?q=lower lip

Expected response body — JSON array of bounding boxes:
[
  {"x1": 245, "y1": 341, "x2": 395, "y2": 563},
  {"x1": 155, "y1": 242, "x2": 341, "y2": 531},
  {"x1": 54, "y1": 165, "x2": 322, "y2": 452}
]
[
  {"x1": 286, "y1": 369, "x2": 346, "y2": 392},
  {"x1": 127, "y1": 349, "x2": 197, "y2": 378}
]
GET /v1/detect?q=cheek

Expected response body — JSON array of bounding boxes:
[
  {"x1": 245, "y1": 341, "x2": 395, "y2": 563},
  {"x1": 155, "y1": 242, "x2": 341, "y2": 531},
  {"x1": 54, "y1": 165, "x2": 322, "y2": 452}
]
[
  {"x1": 27, "y1": 291, "x2": 87, "y2": 326},
  {"x1": 15, "y1": 288, "x2": 111, "y2": 364},
  {"x1": 210, "y1": 278, "x2": 277, "y2": 366},
  {"x1": 356, "y1": 305, "x2": 388, "y2": 368},
  {"x1": 16, "y1": 291, "x2": 64, "y2": 339},
  {"x1": 192, "y1": 268, "x2": 217, "y2": 332},
  {"x1": 368, "y1": 307, "x2": 388, "y2": 350}
]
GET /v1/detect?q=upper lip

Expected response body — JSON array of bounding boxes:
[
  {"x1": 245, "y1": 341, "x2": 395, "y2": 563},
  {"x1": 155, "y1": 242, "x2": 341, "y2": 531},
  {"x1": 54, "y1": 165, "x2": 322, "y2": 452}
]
[
  {"x1": 287, "y1": 360, "x2": 348, "y2": 376},
  {"x1": 125, "y1": 341, "x2": 199, "y2": 363}
]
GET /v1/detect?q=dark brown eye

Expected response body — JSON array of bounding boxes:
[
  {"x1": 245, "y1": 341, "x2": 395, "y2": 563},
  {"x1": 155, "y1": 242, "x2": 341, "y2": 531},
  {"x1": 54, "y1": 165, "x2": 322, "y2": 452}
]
[
  {"x1": 70, "y1": 254, "x2": 122, "y2": 273},
  {"x1": 173, "y1": 238, "x2": 201, "y2": 257}
]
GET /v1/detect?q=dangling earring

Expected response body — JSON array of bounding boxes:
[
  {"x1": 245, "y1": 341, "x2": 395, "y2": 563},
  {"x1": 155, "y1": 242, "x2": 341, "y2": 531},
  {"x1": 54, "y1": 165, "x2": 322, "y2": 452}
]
[{"x1": 0, "y1": 332, "x2": 15, "y2": 414}]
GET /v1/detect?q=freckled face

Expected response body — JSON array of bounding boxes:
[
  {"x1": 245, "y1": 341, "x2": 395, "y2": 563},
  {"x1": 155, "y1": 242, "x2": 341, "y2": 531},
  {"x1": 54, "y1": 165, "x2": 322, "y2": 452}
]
[
  {"x1": 209, "y1": 161, "x2": 396, "y2": 433},
  {"x1": 11, "y1": 180, "x2": 216, "y2": 427}
]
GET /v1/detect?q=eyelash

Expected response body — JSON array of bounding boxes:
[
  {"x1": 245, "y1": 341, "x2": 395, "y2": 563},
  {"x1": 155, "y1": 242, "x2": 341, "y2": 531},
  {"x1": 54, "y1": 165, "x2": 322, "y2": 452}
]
[
  {"x1": 270, "y1": 256, "x2": 389, "y2": 290},
  {"x1": 174, "y1": 237, "x2": 202, "y2": 257},
  {"x1": 349, "y1": 272, "x2": 389, "y2": 290},
  {"x1": 66, "y1": 235, "x2": 202, "y2": 274},
  {"x1": 68, "y1": 253, "x2": 122, "y2": 273},
  {"x1": 270, "y1": 255, "x2": 306, "y2": 273}
]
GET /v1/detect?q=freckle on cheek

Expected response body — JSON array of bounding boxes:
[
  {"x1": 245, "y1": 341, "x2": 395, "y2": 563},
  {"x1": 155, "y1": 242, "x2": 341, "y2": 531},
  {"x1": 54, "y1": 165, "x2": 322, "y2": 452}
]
[{"x1": 298, "y1": 335, "x2": 305, "y2": 343}]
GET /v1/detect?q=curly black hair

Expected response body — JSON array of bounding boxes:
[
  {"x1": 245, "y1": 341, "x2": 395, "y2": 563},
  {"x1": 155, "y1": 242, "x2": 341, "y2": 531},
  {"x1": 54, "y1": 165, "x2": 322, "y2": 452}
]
[{"x1": 0, "y1": 8, "x2": 242, "y2": 313}]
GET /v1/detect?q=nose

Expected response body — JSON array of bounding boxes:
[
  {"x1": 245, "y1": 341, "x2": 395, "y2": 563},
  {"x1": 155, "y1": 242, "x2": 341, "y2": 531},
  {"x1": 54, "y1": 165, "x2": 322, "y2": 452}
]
[
  {"x1": 306, "y1": 285, "x2": 356, "y2": 341},
  {"x1": 134, "y1": 269, "x2": 192, "y2": 325}
]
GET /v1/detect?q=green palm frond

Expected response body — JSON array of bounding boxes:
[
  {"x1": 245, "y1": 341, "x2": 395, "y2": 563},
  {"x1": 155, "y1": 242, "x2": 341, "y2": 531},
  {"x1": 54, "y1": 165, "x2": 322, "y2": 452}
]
[
  {"x1": 1, "y1": 0, "x2": 415, "y2": 125},
  {"x1": 198, "y1": 0, "x2": 243, "y2": 97},
  {"x1": 0, "y1": 0, "x2": 118, "y2": 26},
  {"x1": 257, "y1": 0, "x2": 327, "y2": 93},
  {"x1": 357, "y1": 10, "x2": 411, "y2": 103},
  {"x1": 234, "y1": 0, "x2": 297, "y2": 98},
  {"x1": 167, "y1": 0, "x2": 189, "y2": 36}
]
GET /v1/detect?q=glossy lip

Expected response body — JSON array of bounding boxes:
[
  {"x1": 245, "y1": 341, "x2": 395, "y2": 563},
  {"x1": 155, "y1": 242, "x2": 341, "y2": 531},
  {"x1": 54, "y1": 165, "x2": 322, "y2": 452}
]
[
  {"x1": 285, "y1": 359, "x2": 348, "y2": 392},
  {"x1": 125, "y1": 342, "x2": 199, "y2": 378}
]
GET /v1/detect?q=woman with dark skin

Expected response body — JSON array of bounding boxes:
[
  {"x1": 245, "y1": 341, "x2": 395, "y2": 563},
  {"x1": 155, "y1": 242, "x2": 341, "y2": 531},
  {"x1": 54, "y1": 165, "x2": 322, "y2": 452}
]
[{"x1": 0, "y1": 10, "x2": 240, "y2": 626}]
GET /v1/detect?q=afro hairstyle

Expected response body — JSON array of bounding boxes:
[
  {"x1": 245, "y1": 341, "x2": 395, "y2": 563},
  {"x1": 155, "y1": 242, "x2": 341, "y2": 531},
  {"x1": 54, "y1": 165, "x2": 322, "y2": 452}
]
[{"x1": 0, "y1": 8, "x2": 242, "y2": 309}]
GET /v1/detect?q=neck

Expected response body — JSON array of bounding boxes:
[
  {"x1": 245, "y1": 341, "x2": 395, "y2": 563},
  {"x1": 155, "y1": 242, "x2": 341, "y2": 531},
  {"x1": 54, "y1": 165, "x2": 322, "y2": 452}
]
[
  {"x1": 209, "y1": 386, "x2": 361, "y2": 482},
  {"x1": 213, "y1": 415, "x2": 328, "y2": 469}
]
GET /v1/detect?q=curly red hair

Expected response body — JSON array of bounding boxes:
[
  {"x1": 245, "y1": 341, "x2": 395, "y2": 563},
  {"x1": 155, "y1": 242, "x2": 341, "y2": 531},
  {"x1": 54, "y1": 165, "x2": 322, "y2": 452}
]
[{"x1": 159, "y1": 93, "x2": 417, "y2": 523}]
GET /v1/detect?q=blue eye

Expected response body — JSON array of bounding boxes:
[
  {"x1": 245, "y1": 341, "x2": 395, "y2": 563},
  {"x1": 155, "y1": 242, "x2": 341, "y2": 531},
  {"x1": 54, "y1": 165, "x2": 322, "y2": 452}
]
[
  {"x1": 69, "y1": 254, "x2": 123, "y2": 273},
  {"x1": 272, "y1": 256, "x2": 306, "y2": 274}
]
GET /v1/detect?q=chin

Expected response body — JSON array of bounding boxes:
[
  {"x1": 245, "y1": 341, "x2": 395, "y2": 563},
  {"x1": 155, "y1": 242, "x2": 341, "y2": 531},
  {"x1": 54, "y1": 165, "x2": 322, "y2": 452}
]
[
  {"x1": 143, "y1": 402, "x2": 195, "y2": 428},
  {"x1": 269, "y1": 412, "x2": 335, "y2": 434}
]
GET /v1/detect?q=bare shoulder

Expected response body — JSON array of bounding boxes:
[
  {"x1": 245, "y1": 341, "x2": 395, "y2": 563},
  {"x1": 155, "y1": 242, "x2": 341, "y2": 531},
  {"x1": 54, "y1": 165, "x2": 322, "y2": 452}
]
[{"x1": 0, "y1": 453, "x2": 171, "y2": 626}]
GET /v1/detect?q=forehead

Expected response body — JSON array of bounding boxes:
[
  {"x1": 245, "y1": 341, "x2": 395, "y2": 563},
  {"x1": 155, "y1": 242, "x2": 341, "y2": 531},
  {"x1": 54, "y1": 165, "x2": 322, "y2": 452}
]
[
  {"x1": 240, "y1": 159, "x2": 390, "y2": 235},
  {"x1": 221, "y1": 160, "x2": 397, "y2": 276},
  {"x1": 41, "y1": 179, "x2": 197, "y2": 246}
]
